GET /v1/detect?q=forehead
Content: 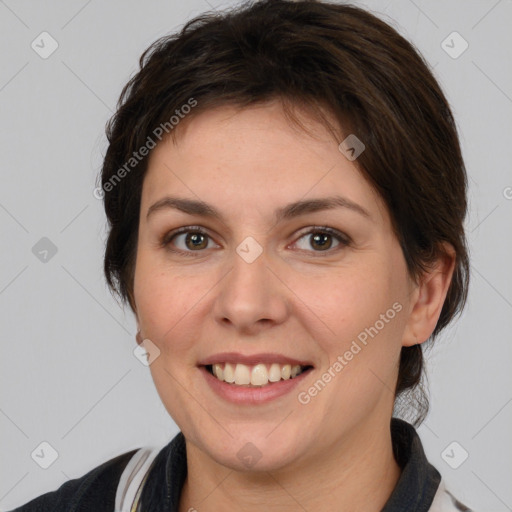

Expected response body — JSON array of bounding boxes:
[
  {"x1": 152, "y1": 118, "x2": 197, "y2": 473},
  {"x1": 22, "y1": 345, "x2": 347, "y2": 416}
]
[{"x1": 141, "y1": 102, "x2": 387, "y2": 223}]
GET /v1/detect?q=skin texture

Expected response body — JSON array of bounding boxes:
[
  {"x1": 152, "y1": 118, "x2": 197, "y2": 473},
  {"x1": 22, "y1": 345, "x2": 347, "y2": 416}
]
[{"x1": 132, "y1": 101, "x2": 455, "y2": 511}]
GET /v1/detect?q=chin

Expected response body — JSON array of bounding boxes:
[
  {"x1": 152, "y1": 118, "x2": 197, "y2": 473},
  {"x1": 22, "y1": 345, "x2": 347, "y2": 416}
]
[{"x1": 198, "y1": 429, "x2": 307, "y2": 473}]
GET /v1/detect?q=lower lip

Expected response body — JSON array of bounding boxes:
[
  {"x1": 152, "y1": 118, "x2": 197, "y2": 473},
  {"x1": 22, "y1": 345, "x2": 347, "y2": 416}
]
[{"x1": 199, "y1": 366, "x2": 313, "y2": 404}]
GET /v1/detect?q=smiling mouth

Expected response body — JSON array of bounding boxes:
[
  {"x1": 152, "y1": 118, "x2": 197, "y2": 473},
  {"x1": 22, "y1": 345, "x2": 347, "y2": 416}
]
[{"x1": 204, "y1": 362, "x2": 314, "y2": 387}]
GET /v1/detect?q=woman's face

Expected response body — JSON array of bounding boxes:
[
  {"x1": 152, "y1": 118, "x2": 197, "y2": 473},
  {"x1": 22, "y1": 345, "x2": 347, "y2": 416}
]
[{"x1": 133, "y1": 102, "x2": 417, "y2": 471}]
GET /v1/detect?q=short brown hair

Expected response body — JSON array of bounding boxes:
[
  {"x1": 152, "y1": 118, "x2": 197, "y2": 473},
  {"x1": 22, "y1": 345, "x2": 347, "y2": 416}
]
[{"x1": 99, "y1": 0, "x2": 469, "y2": 424}]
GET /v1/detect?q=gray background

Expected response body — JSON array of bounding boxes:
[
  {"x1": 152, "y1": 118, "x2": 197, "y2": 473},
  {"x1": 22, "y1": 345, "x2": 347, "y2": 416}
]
[{"x1": 1, "y1": 0, "x2": 511, "y2": 510}]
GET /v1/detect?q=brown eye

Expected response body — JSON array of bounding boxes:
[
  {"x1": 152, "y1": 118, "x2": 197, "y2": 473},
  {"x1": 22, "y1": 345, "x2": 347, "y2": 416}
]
[
  {"x1": 310, "y1": 232, "x2": 333, "y2": 251},
  {"x1": 184, "y1": 232, "x2": 208, "y2": 250},
  {"x1": 162, "y1": 228, "x2": 218, "y2": 254},
  {"x1": 292, "y1": 227, "x2": 349, "y2": 254}
]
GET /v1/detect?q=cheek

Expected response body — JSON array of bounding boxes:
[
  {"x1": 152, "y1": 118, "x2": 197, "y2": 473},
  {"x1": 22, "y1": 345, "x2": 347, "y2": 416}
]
[
  {"x1": 293, "y1": 260, "x2": 404, "y2": 340},
  {"x1": 133, "y1": 249, "x2": 208, "y2": 355},
  {"x1": 290, "y1": 255, "x2": 408, "y2": 384}
]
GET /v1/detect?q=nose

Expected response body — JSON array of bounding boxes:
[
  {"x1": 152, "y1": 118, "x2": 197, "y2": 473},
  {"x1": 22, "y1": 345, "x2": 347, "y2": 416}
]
[{"x1": 212, "y1": 245, "x2": 290, "y2": 336}]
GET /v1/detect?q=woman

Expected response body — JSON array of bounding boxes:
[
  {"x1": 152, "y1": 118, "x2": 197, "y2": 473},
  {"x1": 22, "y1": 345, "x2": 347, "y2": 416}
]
[{"x1": 11, "y1": 0, "x2": 473, "y2": 510}]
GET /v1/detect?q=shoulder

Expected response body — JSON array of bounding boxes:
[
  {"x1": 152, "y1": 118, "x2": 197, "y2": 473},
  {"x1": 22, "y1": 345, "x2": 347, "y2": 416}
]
[
  {"x1": 7, "y1": 449, "x2": 138, "y2": 512},
  {"x1": 429, "y1": 480, "x2": 475, "y2": 512}
]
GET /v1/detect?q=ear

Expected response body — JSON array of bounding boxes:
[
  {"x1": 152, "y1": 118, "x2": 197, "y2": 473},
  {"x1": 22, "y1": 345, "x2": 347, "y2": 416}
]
[{"x1": 402, "y1": 243, "x2": 456, "y2": 347}]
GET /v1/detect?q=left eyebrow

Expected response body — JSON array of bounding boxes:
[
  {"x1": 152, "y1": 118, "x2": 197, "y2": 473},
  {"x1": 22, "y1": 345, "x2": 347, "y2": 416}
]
[
  {"x1": 146, "y1": 195, "x2": 371, "y2": 222},
  {"x1": 275, "y1": 196, "x2": 371, "y2": 223}
]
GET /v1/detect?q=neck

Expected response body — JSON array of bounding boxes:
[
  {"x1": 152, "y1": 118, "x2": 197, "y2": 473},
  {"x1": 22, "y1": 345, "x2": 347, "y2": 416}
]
[{"x1": 179, "y1": 418, "x2": 401, "y2": 512}]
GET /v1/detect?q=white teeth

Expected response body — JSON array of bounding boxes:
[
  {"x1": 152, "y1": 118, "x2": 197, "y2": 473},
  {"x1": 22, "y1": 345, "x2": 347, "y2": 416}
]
[
  {"x1": 291, "y1": 365, "x2": 301, "y2": 378},
  {"x1": 251, "y1": 364, "x2": 269, "y2": 386},
  {"x1": 223, "y1": 362, "x2": 235, "y2": 383},
  {"x1": 268, "y1": 363, "x2": 282, "y2": 382},
  {"x1": 213, "y1": 363, "x2": 223, "y2": 380},
  {"x1": 234, "y1": 363, "x2": 251, "y2": 385},
  {"x1": 209, "y1": 362, "x2": 307, "y2": 386}
]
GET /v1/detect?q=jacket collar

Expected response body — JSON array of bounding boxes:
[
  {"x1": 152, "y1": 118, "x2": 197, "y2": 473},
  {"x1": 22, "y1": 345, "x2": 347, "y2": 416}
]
[{"x1": 381, "y1": 418, "x2": 441, "y2": 511}]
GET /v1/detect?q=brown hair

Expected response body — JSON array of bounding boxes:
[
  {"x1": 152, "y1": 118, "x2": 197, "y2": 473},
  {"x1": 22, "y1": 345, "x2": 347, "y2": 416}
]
[{"x1": 99, "y1": 0, "x2": 469, "y2": 424}]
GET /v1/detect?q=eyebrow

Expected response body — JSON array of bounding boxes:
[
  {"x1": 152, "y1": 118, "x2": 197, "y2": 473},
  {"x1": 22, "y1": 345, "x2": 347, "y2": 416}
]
[{"x1": 146, "y1": 195, "x2": 371, "y2": 223}]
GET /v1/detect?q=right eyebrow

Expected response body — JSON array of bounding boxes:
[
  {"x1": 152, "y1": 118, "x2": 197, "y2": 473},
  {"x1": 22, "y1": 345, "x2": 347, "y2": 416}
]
[{"x1": 146, "y1": 197, "x2": 222, "y2": 221}]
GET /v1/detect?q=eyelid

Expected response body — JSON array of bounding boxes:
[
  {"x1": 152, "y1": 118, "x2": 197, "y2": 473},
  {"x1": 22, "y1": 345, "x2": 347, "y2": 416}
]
[
  {"x1": 160, "y1": 226, "x2": 220, "y2": 253},
  {"x1": 289, "y1": 226, "x2": 351, "y2": 252},
  {"x1": 160, "y1": 225, "x2": 351, "y2": 255},
  {"x1": 161, "y1": 225, "x2": 209, "y2": 242}
]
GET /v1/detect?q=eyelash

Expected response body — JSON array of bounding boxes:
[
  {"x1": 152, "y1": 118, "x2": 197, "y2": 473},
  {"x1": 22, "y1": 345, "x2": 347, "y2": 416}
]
[{"x1": 160, "y1": 225, "x2": 351, "y2": 257}]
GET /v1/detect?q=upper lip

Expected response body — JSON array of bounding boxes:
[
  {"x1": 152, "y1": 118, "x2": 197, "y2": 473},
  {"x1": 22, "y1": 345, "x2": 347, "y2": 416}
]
[{"x1": 198, "y1": 352, "x2": 314, "y2": 367}]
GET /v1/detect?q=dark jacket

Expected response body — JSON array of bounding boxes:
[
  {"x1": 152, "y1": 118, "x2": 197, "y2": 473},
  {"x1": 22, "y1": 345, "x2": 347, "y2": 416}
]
[{"x1": 9, "y1": 419, "x2": 473, "y2": 511}]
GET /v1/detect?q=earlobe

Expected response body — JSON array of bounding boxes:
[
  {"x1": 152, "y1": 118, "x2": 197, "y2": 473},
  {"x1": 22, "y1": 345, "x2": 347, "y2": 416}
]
[{"x1": 402, "y1": 244, "x2": 456, "y2": 347}]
